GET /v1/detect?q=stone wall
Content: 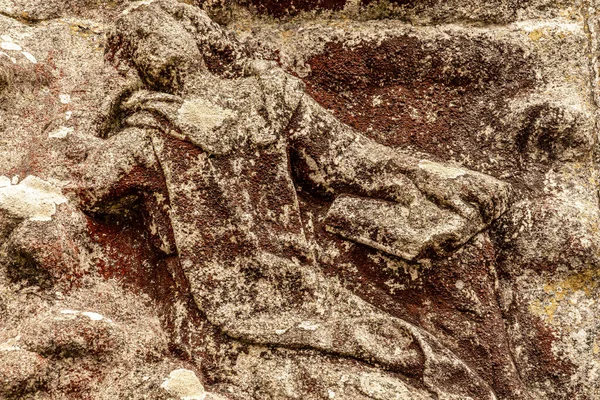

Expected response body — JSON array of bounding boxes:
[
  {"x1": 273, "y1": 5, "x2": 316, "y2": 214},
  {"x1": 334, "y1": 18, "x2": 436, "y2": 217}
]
[{"x1": 1, "y1": 0, "x2": 599, "y2": 399}]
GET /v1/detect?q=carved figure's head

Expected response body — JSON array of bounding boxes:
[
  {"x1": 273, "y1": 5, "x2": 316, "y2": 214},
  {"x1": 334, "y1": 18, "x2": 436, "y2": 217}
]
[{"x1": 106, "y1": 0, "x2": 249, "y2": 93}]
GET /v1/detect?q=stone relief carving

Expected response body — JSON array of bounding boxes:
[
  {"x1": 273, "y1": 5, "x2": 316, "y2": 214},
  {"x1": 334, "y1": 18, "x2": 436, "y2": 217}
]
[
  {"x1": 0, "y1": 0, "x2": 599, "y2": 399},
  {"x1": 78, "y1": 1, "x2": 514, "y2": 398}
]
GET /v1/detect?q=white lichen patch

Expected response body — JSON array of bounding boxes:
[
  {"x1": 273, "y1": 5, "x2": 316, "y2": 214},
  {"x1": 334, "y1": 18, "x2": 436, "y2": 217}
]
[
  {"x1": 418, "y1": 160, "x2": 466, "y2": 179},
  {"x1": 176, "y1": 98, "x2": 238, "y2": 154},
  {"x1": 298, "y1": 321, "x2": 320, "y2": 331},
  {"x1": 81, "y1": 311, "x2": 104, "y2": 321},
  {"x1": 0, "y1": 36, "x2": 37, "y2": 64},
  {"x1": 161, "y1": 369, "x2": 206, "y2": 400},
  {"x1": 372, "y1": 95, "x2": 382, "y2": 107},
  {"x1": 513, "y1": 19, "x2": 583, "y2": 36},
  {"x1": 0, "y1": 336, "x2": 21, "y2": 352},
  {"x1": 0, "y1": 175, "x2": 67, "y2": 221},
  {"x1": 59, "y1": 309, "x2": 111, "y2": 322},
  {"x1": 0, "y1": 51, "x2": 16, "y2": 64},
  {"x1": 177, "y1": 98, "x2": 237, "y2": 131},
  {"x1": 58, "y1": 309, "x2": 80, "y2": 321},
  {"x1": 49, "y1": 126, "x2": 73, "y2": 139},
  {"x1": 59, "y1": 94, "x2": 71, "y2": 104},
  {"x1": 22, "y1": 51, "x2": 36, "y2": 64},
  {"x1": 0, "y1": 42, "x2": 21, "y2": 51}
]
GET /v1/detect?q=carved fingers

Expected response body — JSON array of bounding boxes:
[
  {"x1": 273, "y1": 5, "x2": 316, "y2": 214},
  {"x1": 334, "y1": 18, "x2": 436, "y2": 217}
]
[
  {"x1": 121, "y1": 90, "x2": 184, "y2": 123},
  {"x1": 413, "y1": 160, "x2": 512, "y2": 226},
  {"x1": 459, "y1": 170, "x2": 512, "y2": 223},
  {"x1": 118, "y1": 90, "x2": 185, "y2": 136}
]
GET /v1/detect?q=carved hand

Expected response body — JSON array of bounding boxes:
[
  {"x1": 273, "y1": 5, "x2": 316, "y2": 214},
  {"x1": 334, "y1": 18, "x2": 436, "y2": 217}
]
[
  {"x1": 408, "y1": 159, "x2": 513, "y2": 225},
  {"x1": 119, "y1": 90, "x2": 184, "y2": 133}
]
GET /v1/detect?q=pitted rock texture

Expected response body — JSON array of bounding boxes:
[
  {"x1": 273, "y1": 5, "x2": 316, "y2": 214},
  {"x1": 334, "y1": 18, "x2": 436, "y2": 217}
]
[{"x1": 0, "y1": 0, "x2": 599, "y2": 399}]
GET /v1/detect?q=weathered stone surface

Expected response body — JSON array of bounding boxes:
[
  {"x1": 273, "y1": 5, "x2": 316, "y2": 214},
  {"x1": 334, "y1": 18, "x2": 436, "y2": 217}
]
[
  {"x1": 1, "y1": 0, "x2": 599, "y2": 399},
  {"x1": 0, "y1": 347, "x2": 48, "y2": 397}
]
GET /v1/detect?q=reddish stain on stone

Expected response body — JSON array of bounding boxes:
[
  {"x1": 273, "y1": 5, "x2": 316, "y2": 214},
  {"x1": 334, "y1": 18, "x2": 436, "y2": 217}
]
[
  {"x1": 301, "y1": 35, "x2": 536, "y2": 182},
  {"x1": 245, "y1": 0, "x2": 347, "y2": 17}
]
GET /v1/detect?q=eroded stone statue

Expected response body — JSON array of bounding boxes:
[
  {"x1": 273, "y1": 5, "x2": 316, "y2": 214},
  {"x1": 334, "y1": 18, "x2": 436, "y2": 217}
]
[
  {"x1": 4, "y1": 0, "x2": 596, "y2": 398},
  {"x1": 75, "y1": 1, "x2": 515, "y2": 398}
]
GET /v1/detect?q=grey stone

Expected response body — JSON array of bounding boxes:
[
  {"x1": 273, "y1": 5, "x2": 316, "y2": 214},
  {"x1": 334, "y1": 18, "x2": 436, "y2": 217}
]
[{"x1": 0, "y1": 0, "x2": 598, "y2": 399}]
